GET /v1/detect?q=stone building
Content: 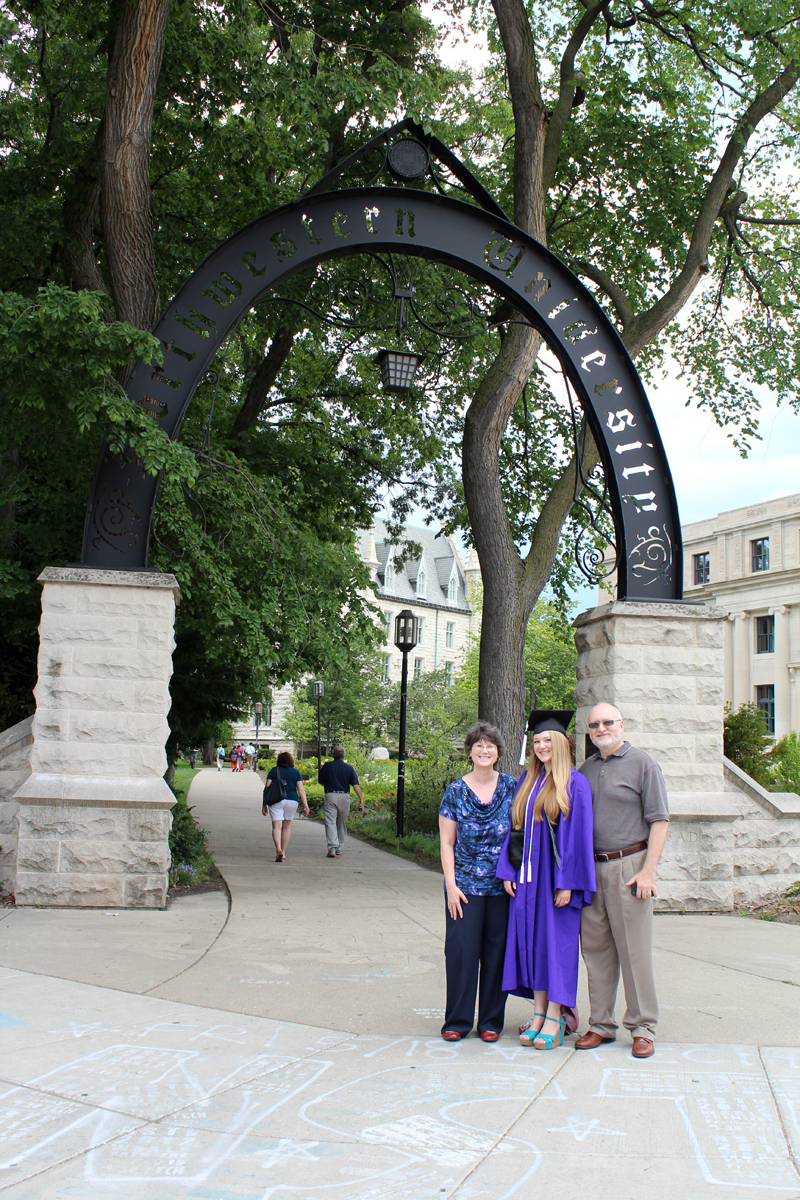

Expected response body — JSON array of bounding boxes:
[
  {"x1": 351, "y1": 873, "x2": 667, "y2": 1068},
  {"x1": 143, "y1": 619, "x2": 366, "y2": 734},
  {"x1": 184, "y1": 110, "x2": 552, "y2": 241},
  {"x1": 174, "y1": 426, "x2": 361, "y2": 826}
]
[
  {"x1": 681, "y1": 492, "x2": 800, "y2": 738},
  {"x1": 231, "y1": 521, "x2": 480, "y2": 752}
]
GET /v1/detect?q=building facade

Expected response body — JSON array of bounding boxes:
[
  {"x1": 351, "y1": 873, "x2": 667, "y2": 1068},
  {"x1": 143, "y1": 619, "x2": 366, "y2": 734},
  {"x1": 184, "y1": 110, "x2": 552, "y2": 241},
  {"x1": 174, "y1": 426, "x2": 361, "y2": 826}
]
[
  {"x1": 231, "y1": 521, "x2": 480, "y2": 752},
  {"x1": 680, "y1": 492, "x2": 800, "y2": 738}
]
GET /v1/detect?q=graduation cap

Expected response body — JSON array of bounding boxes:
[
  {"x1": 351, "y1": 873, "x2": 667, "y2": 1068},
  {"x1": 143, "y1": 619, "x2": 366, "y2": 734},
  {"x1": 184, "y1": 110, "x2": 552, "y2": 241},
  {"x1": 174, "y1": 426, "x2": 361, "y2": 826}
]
[{"x1": 518, "y1": 709, "x2": 575, "y2": 765}]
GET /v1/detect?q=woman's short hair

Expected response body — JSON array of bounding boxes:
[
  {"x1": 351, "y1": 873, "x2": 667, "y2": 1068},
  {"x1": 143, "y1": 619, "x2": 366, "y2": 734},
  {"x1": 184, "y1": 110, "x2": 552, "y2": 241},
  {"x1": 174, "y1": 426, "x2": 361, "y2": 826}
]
[
  {"x1": 276, "y1": 751, "x2": 294, "y2": 768},
  {"x1": 463, "y1": 720, "x2": 506, "y2": 761}
]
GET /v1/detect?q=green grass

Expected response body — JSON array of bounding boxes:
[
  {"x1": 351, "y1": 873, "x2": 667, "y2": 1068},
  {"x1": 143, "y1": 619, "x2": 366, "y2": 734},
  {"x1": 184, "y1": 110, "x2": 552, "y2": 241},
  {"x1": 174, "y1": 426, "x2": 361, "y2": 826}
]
[{"x1": 169, "y1": 760, "x2": 219, "y2": 885}]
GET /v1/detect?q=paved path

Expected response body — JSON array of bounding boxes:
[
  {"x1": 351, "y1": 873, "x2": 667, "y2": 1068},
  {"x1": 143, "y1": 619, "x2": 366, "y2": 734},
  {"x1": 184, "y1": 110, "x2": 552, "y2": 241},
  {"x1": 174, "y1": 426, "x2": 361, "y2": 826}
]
[{"x1": 0, "y1": 765, "x2": 799, "y2": 1197}]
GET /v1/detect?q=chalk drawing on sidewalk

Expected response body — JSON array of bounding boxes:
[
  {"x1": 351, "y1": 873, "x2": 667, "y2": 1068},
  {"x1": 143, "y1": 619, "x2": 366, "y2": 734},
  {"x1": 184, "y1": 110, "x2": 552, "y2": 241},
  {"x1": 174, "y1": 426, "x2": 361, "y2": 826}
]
[{"x1": 547, "y1": 1115, "x2": 627, "y2": 1141}]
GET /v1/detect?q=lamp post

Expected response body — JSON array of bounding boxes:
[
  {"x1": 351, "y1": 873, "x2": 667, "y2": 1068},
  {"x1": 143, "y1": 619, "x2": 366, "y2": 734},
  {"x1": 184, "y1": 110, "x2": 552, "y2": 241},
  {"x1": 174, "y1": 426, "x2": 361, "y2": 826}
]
[
  {"x1": 393, "y1": 608, "x2": 419, "y2": 837},
  {"x1": 374, "y1": 348, "x2": 425, "y2": 393},
  {"x1": 313, "y1": 681, "x2": 324, "y2": 771},
  {"x1": 254, "y1": 701, "x2": 262, "y2": 743}
]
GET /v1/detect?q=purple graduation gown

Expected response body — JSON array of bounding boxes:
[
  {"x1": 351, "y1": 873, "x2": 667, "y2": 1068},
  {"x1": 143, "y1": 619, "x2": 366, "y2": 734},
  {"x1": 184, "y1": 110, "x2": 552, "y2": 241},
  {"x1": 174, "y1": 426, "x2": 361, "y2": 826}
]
[{"x1": 495, "y1": 769, "x2": 596, "y2": 1007}]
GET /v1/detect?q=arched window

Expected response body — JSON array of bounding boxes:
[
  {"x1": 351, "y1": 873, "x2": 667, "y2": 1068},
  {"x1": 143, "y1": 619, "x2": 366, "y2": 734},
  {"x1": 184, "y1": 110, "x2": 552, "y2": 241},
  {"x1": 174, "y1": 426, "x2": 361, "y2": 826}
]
[
  {"x1": 385, "y1": 556, "x2": 395, "y2": 590},
  {"x1": 417, "y1": 567, "x2": 426, "y2": 598},
  {"x1": 448, "y1": 575, "x2": 457, "y2": 602}
]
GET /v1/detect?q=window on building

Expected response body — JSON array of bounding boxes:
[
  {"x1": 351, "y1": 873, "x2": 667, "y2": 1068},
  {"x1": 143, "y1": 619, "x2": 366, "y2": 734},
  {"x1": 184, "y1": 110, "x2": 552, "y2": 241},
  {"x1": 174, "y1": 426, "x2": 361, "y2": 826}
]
[
  {"x1": 417, "y1": 567, "x2": 427, "y2": 598},
  {"x1": 380, "y1": 654, "x2": 390, "y2": 682},
  {"x1": 384, "y1": 610, "x2": 392, "y2": 638},
  {"x1": 413, "y1": 657, "x2": 423, "y2": 680},
  {"x1": 417, "y1": 617, "x2": 424, "y2": 640},
  {"x1": 756, "y1": 615, "x2": 775, "y2": 654},
  {"x1": 385, "y1": 557, "x2": 395, "y2": 590},
  {"x1": 751, "y1": 538, "x2": 769, "y2": 573},
  {"x1": 446, "y1": 621, "x2": 454, "y2": 649},
  {"x1": 756, "y1": 684, "x2": 775, "y2": 734},
  {"x1": 693, "y1": 552, "x2": 710, "y2": 584},
  {"x1": 444, "y1": 661, "x2": 453, "y2": 684},
  {"x1": 448, "y1": 575, "x2": 457, "y2": 602}
]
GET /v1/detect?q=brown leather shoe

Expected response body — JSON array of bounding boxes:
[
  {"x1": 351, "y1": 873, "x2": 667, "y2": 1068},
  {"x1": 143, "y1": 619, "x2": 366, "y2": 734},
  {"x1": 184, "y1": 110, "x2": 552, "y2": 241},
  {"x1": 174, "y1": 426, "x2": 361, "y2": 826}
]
[
  {"x1": 632, "y1": 1036, "x2": 654, "y2": 1058},
  {"x1": 574, "y1": 1030, "x2": 615, "y2": 1049}
]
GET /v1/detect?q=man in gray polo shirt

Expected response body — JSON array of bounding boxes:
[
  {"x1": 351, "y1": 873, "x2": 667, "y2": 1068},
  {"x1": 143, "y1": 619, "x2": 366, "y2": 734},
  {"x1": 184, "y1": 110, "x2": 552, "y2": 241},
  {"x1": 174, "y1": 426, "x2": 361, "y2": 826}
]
[{"x1": 577, "y1": 702, "x2": 669, "y2": 1058}]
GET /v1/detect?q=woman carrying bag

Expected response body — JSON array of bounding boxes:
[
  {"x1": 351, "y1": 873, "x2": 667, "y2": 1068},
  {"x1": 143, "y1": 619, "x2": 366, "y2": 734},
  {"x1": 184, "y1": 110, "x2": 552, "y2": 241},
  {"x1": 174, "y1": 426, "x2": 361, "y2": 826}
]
[{"x1": 262, "y1": 752, "x2": 309, "y2": 862}]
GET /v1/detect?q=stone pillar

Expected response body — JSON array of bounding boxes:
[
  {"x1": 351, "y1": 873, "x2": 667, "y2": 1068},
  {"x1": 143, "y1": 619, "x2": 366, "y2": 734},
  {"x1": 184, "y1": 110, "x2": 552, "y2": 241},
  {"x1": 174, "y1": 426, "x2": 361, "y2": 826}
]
[
  {"x1": 574, "y1": 600, "x2": 732, "y2": 909},
  {"x1": 732, "y1": 611, "x2": 750, "y2": 708},
  {"x1": 771, "y1": 605, "x2": 790, "y2": 739},
  {"x1": 12, "y1": 568, "x2": 179, "y2": 908}
]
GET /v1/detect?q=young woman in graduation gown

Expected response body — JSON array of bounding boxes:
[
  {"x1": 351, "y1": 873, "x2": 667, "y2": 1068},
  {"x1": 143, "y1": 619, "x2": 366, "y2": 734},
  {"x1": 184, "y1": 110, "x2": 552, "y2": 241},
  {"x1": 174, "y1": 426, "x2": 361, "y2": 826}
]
[{"x1": 496, "y1": 710, "x2": 596, "y2": 1048}]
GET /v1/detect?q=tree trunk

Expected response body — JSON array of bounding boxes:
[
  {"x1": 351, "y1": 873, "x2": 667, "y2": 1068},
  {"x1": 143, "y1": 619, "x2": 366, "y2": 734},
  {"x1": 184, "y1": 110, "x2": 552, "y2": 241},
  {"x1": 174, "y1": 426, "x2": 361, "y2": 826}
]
[
  {"x1": 102, "y1": 0, "x2": 170, "y2": 330},
  {"x1": 61, "y1": 129, "x2": 114, "y2": 318},
  {"x1": 202, "y1": 738, "x2": 215, "y2": 766}
]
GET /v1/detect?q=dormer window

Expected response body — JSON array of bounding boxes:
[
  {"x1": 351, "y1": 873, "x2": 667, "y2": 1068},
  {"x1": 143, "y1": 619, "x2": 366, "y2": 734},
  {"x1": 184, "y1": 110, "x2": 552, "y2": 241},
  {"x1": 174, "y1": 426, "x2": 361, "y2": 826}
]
[
  {"x1": 385, "y1": 556, "x2": 395, "y2": 590},
  {"x1": 448, "y1": 574, "x2": 457, "y2": 602},
  {"x1": 417, "y1": 567, "x2": 427, "y2": 598}
]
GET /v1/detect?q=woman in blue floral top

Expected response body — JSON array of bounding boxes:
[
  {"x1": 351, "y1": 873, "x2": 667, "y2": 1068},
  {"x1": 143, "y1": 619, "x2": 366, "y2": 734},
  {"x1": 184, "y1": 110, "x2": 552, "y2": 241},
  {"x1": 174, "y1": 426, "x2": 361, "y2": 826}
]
[{"x1": 439, "y1": 720, "x2": 517, "y2": 1042}]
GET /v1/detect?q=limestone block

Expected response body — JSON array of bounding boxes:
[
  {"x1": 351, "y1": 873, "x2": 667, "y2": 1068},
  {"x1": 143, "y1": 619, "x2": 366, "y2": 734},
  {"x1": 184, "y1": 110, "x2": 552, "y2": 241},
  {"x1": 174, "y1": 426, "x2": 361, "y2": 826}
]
[
  {"x1": 696, "y1": 622, "x2": 724, "y2": 648},
  {"x1": 33, "y1": 679, "x2": 136, "y2": 713},
  {"x1": 40, "y1": 587, "x2": 77, "y2": 614},
  {"x1": 610, "y1": 616, "x2": 696, "y2": 648},
  {"x1": 129, "y1": 745, "x2": 169, "y2": 776},
  {"x1": 573, "y1": 622, "x2": 610, "y2": 653},
  {"x1": 39, "y1": 613, "x2": 139, "y2": 647},
  {"x1": 699, "y1": 853, "x2": 733, "y2": 880},
  {"x1": 700, "y1": 827, "x2": 734, "y2": 854},
  {"x1": 58, "y1": 839, "x2": 170, "y2": 875},
  {"x1": 642, "y1": 704, "x2": 721, "y2": 733},
  {"x1": 657, "y1": 854, "x2": 699, "y2": 881},
  {"x1": 15, "y1": 839, "x2": 59, "y2": 872},
  {"x1": 71, "y1": 647, "x2": 174, "y2": 682},
  {"x1": 696, "y1": 678, "x2": 724, "y2": 706},
  {"x1": 15, "y1": 871, "x2": 125, "y2": 907},
  {"x1": 695, "y1": 736, "x2": 724, "y2": 764},
  {"x1": 136, "y1": 623, "x2": 176, "y2": 652},
  {"x1": 132, "y1": 681, "x2": 172, "y2": 714},
  {"x1": 575, "y1": 646, "x2": 644, "y2": 679},
  {"x1": 734, "y1": 847, "x2": 800, "y2": 876},
  {"x1": 655, "y1": 879, "x2": 734, "y2": 910},
  {"x1": 123, "y1": 875, "x2": 168, "y2": 908},
  {"x1": 613, "y1": 675, "x2": 696, "y2": 705},
  {"x1": 82, "y1": 587, "x2": 175, "y2": 619},
  {"x1": 127, "y1": 810, "x2": 173, "y2": 842},
  {"x1": 641, "y1": 647, "x2": 721, "y2": 674},
  {"x1": 0, "y1": 800, "x2": 18, "y2": 837},
  {"x1": 658, "y1": 764, "x2": 723, "y2": 792},
  {"x1": 627, "y1": 738, "x2": 695, "y2": 764},
  {"x1": 734, "y1": 822, "x2": 800, "y2": 850},
  {"x1": 18, "y1": 806, "x2": 130, "y2": 840},
  {"x1": 28, "y1": 742, "x2": 131, "y2": 776},
  {"x1": 67, "y1": 712, "x2": 169, "y2": 744}
]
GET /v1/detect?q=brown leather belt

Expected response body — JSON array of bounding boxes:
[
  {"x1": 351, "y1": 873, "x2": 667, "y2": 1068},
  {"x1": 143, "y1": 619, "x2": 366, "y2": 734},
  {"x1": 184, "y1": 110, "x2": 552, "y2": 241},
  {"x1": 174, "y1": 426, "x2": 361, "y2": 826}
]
[{"x1": 594, "y1": 840, "x2": 648, "y2": 863}]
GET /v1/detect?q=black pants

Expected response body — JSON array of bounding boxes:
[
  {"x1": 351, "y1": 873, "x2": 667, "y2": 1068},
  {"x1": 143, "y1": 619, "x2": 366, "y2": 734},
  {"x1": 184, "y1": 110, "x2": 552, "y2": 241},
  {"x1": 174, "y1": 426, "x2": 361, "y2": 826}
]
[{"x1": 443, "y1": 892, "x2": 509, "y2": 1036}]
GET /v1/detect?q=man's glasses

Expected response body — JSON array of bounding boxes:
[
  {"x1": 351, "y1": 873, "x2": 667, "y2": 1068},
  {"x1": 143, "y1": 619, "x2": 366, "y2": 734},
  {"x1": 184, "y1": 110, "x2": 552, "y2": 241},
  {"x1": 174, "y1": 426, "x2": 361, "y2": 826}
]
[{"x1": 588, "y1": 719, "x2": 619, "y2": 730}]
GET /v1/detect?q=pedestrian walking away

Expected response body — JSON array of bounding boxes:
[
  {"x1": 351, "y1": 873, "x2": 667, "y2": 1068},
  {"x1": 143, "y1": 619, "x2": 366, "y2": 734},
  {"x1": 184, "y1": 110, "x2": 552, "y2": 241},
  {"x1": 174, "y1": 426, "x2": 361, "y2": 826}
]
[
  {"x1": 496, "y1": 710, "x2": 595, "y2": 1050},
  {"x1": 216, "y1": 744, "x2": 225, "y2": 772},
  {"x1": 189, "y1": 747, "x2": 199, "y2": 769},
  {"x1": 318, "y1": 747, "x2": 364, "y2": 856},
  {"x1": 438, "y1": 720, "x2": 516, "y2": 1044},
  {"x1": 262, "y1": 752, "x2": 310, "y2": 861},
  {"x1": 577, "y1": 702, "x2": 670, "y2": 1059}
]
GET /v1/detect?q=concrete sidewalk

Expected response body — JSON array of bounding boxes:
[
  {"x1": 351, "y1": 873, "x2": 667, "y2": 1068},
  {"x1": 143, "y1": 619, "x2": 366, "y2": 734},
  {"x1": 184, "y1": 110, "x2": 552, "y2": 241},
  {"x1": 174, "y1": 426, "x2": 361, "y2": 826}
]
[{"x1": 0, "y1": 765, "x2": 799, "y2": 1196}]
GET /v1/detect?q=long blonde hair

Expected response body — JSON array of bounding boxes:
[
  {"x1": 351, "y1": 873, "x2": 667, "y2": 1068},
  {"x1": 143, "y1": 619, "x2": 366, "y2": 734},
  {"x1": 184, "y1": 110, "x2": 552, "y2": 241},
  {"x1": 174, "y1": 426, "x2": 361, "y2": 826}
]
[{"x1": 511, "y1": 731, "x2": 573, "y2": 829}]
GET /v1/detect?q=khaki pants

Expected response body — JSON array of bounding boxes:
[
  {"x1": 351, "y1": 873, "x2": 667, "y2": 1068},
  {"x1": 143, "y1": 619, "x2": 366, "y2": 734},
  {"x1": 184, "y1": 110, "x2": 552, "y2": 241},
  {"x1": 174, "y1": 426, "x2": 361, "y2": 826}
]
[
  {"x1": 324, "y1": 792, "x2": 350, "y2": 851},
  {"x1": 580, "y1": 849, "x2": 658, "y2": 1040}
]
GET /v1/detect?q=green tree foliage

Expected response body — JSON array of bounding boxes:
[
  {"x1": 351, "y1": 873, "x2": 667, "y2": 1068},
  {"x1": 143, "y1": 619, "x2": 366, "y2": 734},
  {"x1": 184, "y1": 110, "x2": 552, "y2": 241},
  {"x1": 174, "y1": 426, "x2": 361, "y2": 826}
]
[
  {"x1": 723, "y1": 703, "x2": 775, "y2": 788},
  {"x1": 772, "y1": 731, "x2": 800, "y2": 795}
]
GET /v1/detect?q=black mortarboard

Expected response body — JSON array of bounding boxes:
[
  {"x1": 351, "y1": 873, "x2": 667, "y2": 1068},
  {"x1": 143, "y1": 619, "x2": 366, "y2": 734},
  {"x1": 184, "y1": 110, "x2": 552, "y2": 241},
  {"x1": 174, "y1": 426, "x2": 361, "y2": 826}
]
[
  {"x1": 527, "y1": 709, "x2": 575, "y2": 736},
  {"x1": 518, "y1": 709, "x2": 575, "y2": 765}
]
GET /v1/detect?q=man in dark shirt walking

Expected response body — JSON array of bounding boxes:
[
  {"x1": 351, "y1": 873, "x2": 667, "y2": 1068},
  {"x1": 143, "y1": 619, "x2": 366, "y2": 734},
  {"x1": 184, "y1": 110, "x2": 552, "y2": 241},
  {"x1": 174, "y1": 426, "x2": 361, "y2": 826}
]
[
  {"x1": 577, "y1": 702, "x2": 669, "y2": 1059},
  {"x1": 318, "y1": 746, "x2": 364, "y2": 858}
]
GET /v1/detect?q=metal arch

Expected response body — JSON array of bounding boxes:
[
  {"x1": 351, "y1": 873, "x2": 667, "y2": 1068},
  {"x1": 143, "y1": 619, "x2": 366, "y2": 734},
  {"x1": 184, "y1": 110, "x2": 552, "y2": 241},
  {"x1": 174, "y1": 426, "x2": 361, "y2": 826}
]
[{"x1": 81, "y1": 186, "x2": 683, "y2": 601}]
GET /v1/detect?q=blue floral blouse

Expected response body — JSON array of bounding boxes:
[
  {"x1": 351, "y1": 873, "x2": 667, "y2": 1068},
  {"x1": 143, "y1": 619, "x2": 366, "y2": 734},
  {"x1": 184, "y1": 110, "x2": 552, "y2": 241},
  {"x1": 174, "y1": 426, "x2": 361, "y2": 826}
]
[{"x1": 439, "y1": 773, "x2": 516, "y2": 895}]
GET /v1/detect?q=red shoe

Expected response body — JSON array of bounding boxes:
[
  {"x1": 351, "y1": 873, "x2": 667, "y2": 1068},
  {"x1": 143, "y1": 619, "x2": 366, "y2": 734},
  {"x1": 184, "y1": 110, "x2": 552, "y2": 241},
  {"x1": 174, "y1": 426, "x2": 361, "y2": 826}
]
[
  {"x1": 441, "y1": 1030, "x2": 462, "y2": 1041},
  {"x1": 480, "y1": 1031, "x2": 499, "y2": 1042}
]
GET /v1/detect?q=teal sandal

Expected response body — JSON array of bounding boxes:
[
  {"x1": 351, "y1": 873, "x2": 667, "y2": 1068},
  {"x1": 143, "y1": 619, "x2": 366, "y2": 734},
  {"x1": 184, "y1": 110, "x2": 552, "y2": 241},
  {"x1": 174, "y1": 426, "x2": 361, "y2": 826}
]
[
  {"x1": 531, "y1": 1013, "x2": 565, "y2": 1050},
  {"x1": 519, "y1": 1013, "x2": 547, "y2": 1046}
]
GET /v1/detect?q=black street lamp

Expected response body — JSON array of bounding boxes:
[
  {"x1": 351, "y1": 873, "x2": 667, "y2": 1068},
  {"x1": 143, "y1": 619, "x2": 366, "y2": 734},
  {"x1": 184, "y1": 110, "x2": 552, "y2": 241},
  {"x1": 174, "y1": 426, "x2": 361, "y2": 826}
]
[
  {"x1": 313, "y1": 680, "x2": 324, "y2": 771},
  {"x1": 393, "y1": 608, "x2": 419, "y2": 837},
  {"x1": 254, "y1": 701, "x2": 262, "y2": 741}
]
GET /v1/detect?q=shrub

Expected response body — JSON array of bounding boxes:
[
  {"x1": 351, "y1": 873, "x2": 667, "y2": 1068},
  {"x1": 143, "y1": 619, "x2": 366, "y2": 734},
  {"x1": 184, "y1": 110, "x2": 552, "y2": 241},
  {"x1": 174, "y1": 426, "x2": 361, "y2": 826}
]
[
  {"x1": 723, "y1": 703, "x2": 774, "y2": 788},
  {"x1": 773, "y1": 731, "x2": 800, "y2": 794},
  {"x1": 169, "y1": 797, "x2": 208, "y2": 865}
]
